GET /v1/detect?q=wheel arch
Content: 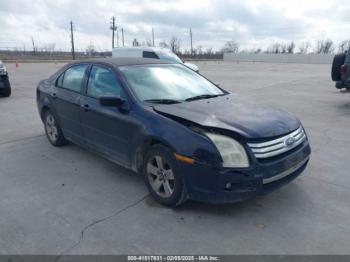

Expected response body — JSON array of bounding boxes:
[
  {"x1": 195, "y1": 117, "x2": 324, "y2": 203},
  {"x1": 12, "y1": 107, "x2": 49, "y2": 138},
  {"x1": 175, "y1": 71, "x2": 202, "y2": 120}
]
[
  {"x1": 40, "y1": 105, "x2": 63, "y2": 126},
  {"x1": 40, "y1": 105, "x2": 51, "y2": 121},
  {"x1": 133, "y1": 136, "x2": 175, "y2": 173}
]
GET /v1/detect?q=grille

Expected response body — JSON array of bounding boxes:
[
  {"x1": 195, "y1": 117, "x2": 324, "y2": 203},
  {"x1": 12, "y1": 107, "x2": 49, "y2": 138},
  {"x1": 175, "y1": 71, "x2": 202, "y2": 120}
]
[{"x1": 247, "y1": 126, "x2": 306, "y2": 159}]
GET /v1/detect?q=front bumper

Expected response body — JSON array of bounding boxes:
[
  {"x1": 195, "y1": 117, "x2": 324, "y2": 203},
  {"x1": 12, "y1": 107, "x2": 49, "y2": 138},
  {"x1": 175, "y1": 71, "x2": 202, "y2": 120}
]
[{"x1": 178, "y1": 139, "x2": 311, "y2": 203}]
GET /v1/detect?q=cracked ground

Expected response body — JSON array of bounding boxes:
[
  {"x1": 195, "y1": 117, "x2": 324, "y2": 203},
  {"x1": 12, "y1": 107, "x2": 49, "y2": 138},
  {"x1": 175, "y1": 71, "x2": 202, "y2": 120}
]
[{"x1": 0, "y1": 61, "x2": 350, "y2": 255}]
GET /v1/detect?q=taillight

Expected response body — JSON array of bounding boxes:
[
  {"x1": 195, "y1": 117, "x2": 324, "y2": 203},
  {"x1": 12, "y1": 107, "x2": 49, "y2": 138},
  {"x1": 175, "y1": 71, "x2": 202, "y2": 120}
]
[{"x1": 340, "y1": 64, "x2": 347, "y2": 75}]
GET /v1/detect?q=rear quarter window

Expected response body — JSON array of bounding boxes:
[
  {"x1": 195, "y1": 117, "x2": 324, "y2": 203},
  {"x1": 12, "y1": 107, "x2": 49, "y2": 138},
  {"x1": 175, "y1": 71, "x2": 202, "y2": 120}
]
[{"x1": 143, "y1": 51, "x2": 159, "y2": 59}]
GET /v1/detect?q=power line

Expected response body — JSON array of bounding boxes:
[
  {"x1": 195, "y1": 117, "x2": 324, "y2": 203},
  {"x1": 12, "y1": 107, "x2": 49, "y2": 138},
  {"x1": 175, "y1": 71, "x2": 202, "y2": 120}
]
[
  {"x1": 114, "y1": 22, "x2": 350, "y2": 38},
  {"x1": 4, "y1": 20, "x2": 350, "y2": 52}
]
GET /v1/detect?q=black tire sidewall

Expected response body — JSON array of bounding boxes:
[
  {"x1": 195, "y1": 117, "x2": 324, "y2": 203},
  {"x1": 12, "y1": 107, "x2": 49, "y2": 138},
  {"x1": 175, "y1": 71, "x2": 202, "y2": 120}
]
[{"x1": 142, "y1": 145, "x2": 187, "y2": 206}]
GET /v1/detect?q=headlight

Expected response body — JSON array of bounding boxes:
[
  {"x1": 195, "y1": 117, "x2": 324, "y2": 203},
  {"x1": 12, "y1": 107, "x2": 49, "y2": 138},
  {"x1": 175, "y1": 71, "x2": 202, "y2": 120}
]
[{"x1": 205, "y1": 133, "x2": 249, "y2": 168}]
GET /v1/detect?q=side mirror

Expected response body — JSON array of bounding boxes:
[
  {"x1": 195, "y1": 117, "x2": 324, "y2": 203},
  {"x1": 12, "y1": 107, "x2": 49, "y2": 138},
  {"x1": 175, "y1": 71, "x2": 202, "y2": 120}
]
[{"x1": 98, "y1": 96, "x2": 125, "y2": 107}]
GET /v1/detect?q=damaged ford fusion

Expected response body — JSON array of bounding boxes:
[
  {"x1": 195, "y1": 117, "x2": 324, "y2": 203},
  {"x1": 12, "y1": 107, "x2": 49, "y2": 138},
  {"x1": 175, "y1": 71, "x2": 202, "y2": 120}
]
[{"x1": 36, "y1": 58, "x2": 311, "y2": 206}]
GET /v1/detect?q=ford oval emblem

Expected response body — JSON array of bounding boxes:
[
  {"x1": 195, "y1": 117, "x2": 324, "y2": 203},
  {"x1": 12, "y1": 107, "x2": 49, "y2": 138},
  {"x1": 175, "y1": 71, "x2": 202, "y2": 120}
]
[{"x1": 285, "y1": 137, "x2": 295, "y2": 147}]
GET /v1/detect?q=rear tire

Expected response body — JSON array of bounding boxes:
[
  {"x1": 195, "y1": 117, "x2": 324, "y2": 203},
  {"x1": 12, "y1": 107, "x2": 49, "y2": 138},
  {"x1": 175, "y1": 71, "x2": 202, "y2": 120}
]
[
  {"x1": 142, "y1": 145, "x2": 187, "y2": 207},
  {"x1": 43, "y1": 110, "x2": 69, "y2": 146},
  {"x1": 0, "y1": 75, "x2": 11, "y2": 97},
  {"x1": 331, "y1": 54, "x2": 346, "y2": 81}
]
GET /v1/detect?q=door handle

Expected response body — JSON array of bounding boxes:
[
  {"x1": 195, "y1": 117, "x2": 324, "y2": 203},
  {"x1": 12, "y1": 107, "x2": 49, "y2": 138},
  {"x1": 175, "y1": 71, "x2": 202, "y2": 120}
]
[
  {"x1": 82, "y1": 104, "x2": 91, "y2": 112},
  {"x1": 51, "y1": 93, "x2": 57, "y2": 99}
]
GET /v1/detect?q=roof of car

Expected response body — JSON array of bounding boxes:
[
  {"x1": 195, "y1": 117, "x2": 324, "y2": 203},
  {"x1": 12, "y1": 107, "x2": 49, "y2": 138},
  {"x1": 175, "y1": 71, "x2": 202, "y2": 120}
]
[
  {"x1": 71, "y1": 57, "x2": 173, "y2": 67},
  {"x1": 112, "y1": 46, "x2": 171, "y2": 53}
]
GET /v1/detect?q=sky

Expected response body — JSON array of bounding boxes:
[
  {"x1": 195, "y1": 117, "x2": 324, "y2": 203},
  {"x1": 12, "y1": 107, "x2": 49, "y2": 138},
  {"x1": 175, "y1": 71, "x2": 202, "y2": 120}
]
[{"x1": 1, "y1": 0, "x2": 350, "y2": 52}]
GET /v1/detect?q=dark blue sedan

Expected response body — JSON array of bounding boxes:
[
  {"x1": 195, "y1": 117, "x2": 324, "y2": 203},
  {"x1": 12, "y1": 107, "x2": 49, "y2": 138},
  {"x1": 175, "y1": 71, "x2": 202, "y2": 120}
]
[{"x1": 36, "y1": 58, "x2": 311, "y2": 206}]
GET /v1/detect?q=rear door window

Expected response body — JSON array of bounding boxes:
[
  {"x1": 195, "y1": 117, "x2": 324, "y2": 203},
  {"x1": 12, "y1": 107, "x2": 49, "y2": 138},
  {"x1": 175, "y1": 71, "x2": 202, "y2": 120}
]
[
  {"x1": 143, "y1": 51, "x2": 159, "y2": 59},
  {"x1": 60, "y1": 64, "x2": 88, "y2": 92},
  {"x1": 87, "y1": 65, "x2": 123, "y2": 98}
]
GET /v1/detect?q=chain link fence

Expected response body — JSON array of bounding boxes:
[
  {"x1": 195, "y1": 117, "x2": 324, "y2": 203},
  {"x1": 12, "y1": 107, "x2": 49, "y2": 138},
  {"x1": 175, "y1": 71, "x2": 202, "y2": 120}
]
[
  {"x1": 0, "y1": 47, "x2": 112, "y2": 61},
  {"x1": 0, "y1": 46, "x2": 224, "y2": 62}
]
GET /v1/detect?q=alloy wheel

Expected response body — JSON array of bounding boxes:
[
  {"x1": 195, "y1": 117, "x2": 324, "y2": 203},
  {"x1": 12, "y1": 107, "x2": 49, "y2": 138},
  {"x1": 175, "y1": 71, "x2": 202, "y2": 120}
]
[
  {"x1": 45, "y1": 113, "x2": 58, "y2": 143},
  {"x1": 146, "y1": 155, "x2": 175, "y2": 198}
]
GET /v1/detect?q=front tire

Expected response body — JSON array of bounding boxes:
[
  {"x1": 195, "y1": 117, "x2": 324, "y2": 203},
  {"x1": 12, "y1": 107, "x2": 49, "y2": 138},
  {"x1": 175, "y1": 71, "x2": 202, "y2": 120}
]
[
  {"x1": 143, "y1": 145, "x2": 187, "y2": 206},
  {"x1": 43, "y1": 110, "x2": 69, "y2": 146}
]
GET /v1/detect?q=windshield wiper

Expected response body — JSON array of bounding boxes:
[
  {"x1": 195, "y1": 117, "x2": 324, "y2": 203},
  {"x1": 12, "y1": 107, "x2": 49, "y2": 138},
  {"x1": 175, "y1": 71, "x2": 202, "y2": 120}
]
[
  {"x1": 144, "y1": 99, "x2": 182, "y2": 104},
  {"x1": 185, "y1": 94, "x2": 221, "y2": 102}
]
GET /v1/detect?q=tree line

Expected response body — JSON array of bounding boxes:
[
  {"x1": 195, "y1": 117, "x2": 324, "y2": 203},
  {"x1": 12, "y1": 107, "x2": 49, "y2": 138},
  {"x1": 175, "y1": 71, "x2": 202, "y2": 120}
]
[
  {"x1": 130, "y1": 36, "x2": 350, "y2": 59},
  {"x1": 2, "y1": 37, "x2": 350, "y2": 61},
  {"x1": 262, "y1": 40, "x2": 349, "y2": 54}
]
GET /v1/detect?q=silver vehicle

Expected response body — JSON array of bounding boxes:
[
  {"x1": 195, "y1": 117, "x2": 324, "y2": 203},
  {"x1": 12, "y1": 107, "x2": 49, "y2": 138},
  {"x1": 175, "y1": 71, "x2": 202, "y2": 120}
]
[
  {"x1": 112, "y1": 47, "x2": 199, "y2": 72},
  {"x1": 0, "y1": 60, "x2": 11, "y2": 97}
]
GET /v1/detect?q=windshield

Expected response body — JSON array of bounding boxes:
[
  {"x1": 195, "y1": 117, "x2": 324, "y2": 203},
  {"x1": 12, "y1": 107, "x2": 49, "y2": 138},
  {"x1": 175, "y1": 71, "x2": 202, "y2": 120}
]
[
  {"x1": 120, "y1": 64, "x2": 224, "y2": 103},
  {"x1": 156, "y1": 51, "x2": 183, "y2": 63}
]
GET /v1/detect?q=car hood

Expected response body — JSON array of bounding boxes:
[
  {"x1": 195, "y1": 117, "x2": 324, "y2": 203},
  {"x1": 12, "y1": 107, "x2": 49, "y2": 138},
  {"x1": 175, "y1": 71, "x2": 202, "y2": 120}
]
[{"x1": 153, "y1": 93, "x2": 300, "y2": 139}]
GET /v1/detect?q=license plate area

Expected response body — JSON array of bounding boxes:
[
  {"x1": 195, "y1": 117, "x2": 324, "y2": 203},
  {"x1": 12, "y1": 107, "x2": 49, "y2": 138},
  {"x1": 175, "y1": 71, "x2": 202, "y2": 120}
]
[{"x1": 262, "y1": 157, "x2": 309, "y2": 184}]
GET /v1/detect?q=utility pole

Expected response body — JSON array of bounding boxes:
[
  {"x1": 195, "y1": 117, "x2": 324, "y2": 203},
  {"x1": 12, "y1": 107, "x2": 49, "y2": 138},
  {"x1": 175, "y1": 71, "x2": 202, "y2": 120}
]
[
  {"x1": 189, "y1": 28, "x2": 193, "y2": 57},
  {"x1": 110, "y1": 16, "x2": 117, "y2": 49},
  {"x1": 152, "y1": 28, "x2": 155, "y2": 47},
  {"x1": 117, "y1": 27, "x2": 119, "y2": 47},
  {"x1": 31, "y1": 36, "x2": 35, "y2": 55},
  {"x1": 70, "y1": 21, "x2": 75, "y2": 60},
  {"x1": 121, "y1": 28, "x2": 125, "y2": 47}
]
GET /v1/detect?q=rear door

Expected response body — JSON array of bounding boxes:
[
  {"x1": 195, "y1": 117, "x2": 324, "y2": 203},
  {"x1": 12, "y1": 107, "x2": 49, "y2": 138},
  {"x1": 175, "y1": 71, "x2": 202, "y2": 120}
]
[
  {"x1": 51, "y1": 64, "x2": 89, "y2": 145},
  {"x1": 80, "y1": 64, "x2": 136, "y2": 166}
]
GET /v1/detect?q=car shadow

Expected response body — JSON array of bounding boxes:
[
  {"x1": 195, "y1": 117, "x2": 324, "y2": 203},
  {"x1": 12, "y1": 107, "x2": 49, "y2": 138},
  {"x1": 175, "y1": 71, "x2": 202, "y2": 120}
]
[
  {"x1": 0, "y1": 92, "x2": 12, "y2": 99},
  {"x1": 171, "y1": 198, "x2": 261, "y2": 216}
]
